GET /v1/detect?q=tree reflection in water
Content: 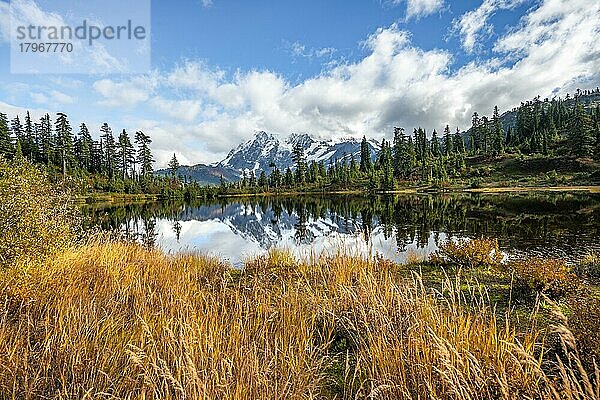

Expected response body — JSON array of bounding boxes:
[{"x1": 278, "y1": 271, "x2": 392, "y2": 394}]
[{"x1": 81, "y1": 192, "x2": 600, "y2": 261}]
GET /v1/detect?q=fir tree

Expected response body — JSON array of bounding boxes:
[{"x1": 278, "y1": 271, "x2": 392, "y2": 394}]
[
  {"x1": 0, "y1": 113, "x2": 13, "y2": 158},
  {"x1": 453, "y1": 127, "x2": 465, "y2": 154},
  {"x1": 117, "y1": 129, "x2": 135, "y2": 180},
  {"x1": 11, "y1": 116, "x2": 23, "y2": 153},
  {"x1": 492, "y1": 105, "x2": 504, "y2": 155},
  {"x1": 569, "y1": 103, "x2": 594, "y2": 157},
  {"x1": 470, "y1": 113, "x2": 480, "y2": 153},
  {"x1": 168, "y1": 153, "x2": 180, "y2": 178},
  {"x1": 360, "y1": 136, "x2": 372, "y2": 173},
  {"x1": 24, "y1": 111, "x2": 36, "y2": 161},
  {"x1": 38, "y1": 114, "x2": 53, "y2": 165},
  {"x1": 292, "y1": 142, "x2": 307, "y2": 183},
  {"x1": 100, "y1": 123, "x2": 117, "y2": 178},
  {"x1": 430, "y1": 129, "x2": 440, "y2": 157},
  {"x1": 135, "y1": 131, "x2": 154, "y2": 180},
  {"x1": 55, "y1": 112, "x2": 74, "y2": 176},
  {"x1": 258, "y1": 170, "x2": 267, "y2": 187},
  {"x1": 76, "y1": 123, "x2": 93, "y2": 171},
  {"x1": 443, "y1": 125, "x2": 453, "y2": 156}
]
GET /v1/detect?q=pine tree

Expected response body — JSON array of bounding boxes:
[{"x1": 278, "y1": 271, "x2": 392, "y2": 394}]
[
  {"x1": 241, "y1": 170, "x2": 248, "y2": 188},
  {"x1": 480, "y1": 116, "x2": 491, "y2": 155},
  {"x1": 55, "y1": 112, "x2": 74, "y2": 176},
  {"x1": 258, "y1": 170, "x2": 267, "y2": 187},
  {"x1": 430, "y1": 130, "x2": 440, "y2": 157},
  {"x1": 24, "y1": 111, "x2": 36, "y2": 161},
  {"x1": 470, "y1": 113, "x2": 480, "y2": 153},
  {"x1": 117, "y1": 129, "x2": 135, "y2": 180},
  {"x1": 100, "y1": 123, "x2": 117, "y2": 178},
  {"x1": 392, "y1": 127, "x2": 405, "y2": 177},
  {"x1": 443, "y1": 125, "x2": 453, "y2": 156},
  {"x1": 377, "y1": 139, "x2": 394, "y2": 190},
  {"x1": 135, "y1": 131, "x2": 154, "y2": 180},
  {"x1": 505, "y1": 126, "x2": 513, "y2": 148},
  {"x1": 360, "y1": 136, "x2": 372, "y2": 173},
  {"x1": 284, "y1": 167, "x2": 293, "y2": 186},
  {"x1": 11, "y1": 116, "x2": 23, "y2": 154},
  {"x1": 168, "y1": 153, "x2": 180, "y2": 178},
  {"x1": 292, "y1": 142, "x2": 307, "y2": 183},
  {"x1": 0, "y1": 113, "x2": 13, "y2": 158},
  {"x1": 492, "y1": 105, "x2": 504, "y2": 155},
  {"x1": 38, "y1": 114, "x2": 53, "y2": 165},
  {"x1": 569, "y1": 103, "x2": 594, "y2": 157},
  {"x1": 14, "y1": 139, "x2": 24, "y2": 163},
  {"x1": 76, "y1": 123, "x2": 93, "y2": 171},
  {"x1": 453, "y1": 127, "x2": 465, "y2": 154},
  {"x1": 406, "y1": 136, "x2": 416, "y2": 178},
  {"x1": 349, "y1": 153, "x2": 358, "y2": 176}
]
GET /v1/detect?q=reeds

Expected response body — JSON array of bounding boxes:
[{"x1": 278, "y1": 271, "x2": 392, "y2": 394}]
[{"x1": 0, "y1": 240, "x2": 598, "y2": 399}]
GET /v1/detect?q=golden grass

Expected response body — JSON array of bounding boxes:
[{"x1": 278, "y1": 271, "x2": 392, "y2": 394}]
[{"x1": 0, "y1": 240, "x2": 598, "y2": 399}]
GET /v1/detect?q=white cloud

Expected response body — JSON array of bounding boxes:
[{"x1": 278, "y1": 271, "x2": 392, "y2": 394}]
[
  {"x1": 1, "y1": 0, "x2": 138, "y2": 73},
  {"x1": 149, "y1": 97, "x2": 202, "y2": 122},
  {"x1": 96, "y1": 0, "x2": 599, "y2": 168},
  {"x1": 200, "y1": 0, "x2": 213, "y2": 8},
  {"x1": 392, "y1": 0, "x2": 445, "y2": 20},
  {"x1": 164, "y1": 60, "x2": 225, "y2": 93},
  {"x1": 288, "y1": 41, "x2": 337, "y2": 60},
  {"x1": 3, "y1": 0, "x2": 598, "y2": 169},
  {"x1": 30, "y1": 90, "x2": 75, "y2": 106},
  {"x1": 454, "y1": 0, "x2": 526, "y2": 53},
  {"x1": 0, "y1": 0, "x2": 65, "y2": 43},
  {"x1": 93, "y1": 74, "x2": 159, "y2": 107},
  {"x1": 0, "y1": 101, "x2": 49, "y2": 122}
]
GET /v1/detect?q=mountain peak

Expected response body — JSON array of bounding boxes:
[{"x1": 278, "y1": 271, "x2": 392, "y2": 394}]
[
  {"x1": 182, "y1": 131, "x2": 380, "y2": 183},
  {"x1": 287, "y1": 133, "x2": 314, "y2": 148},
  {"x1": 254, "y1": 130, "x2": 275, "y2": 142}
]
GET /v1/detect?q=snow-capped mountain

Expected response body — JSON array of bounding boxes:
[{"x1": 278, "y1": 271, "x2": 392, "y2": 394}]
[{"x1": 156, "y1": 132, "x2": 380, "y2": 184}]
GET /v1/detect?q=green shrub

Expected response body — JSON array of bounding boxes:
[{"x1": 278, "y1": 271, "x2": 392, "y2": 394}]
[{"x1": 0, "y1": 157, "x2": 78, "y2": 268}]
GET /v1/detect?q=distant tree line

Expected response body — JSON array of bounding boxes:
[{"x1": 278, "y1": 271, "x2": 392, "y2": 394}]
[
  {"x1": 0, "y1": 111, "x2": 156, "y2": 180},
  {"x1": 0, "y1": 110, "x2": 213, "y2": 198},
  {"x1": 2, "y1": 88, "x2": 599, "y2": 196},
  {"x1": 223, "y1": 88, "x2": 600, "y2": 193}
]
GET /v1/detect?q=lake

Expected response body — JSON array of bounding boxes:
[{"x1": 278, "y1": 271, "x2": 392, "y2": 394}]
[{"x1": 82, "y1": 192, "x2": 600, "y2": 267}]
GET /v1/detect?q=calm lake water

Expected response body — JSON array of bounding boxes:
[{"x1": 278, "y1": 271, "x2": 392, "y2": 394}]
[{"x1": 82, "y1": 192, "x2": 600, "y2": 267}]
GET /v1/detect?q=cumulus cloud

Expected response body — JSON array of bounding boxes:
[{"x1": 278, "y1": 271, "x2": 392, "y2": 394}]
[
  {"x1": 149, "y1": 97, "x2": 202, "y2": 122},
  {"x1": 392, "y1": 0, "x2": 445, "y2": 20},
  {"x1": 454, "y1": 0, "x2": 526, "y2": 53},
  {"x1": 93, "y1": 74, "x2": 159, "y2": 107},
  {"x1": 0, "y1": 101, "x2": 49, "y2": 121},
  {"x1": 88, "y1": 0, "x2": 599, "y2": 167},
  {"x1": 30, "y1": 90, "x2": 75, "y2": 106},
  {"x1": 3, "y1": 0, "x2": 598, "y2": 168}
]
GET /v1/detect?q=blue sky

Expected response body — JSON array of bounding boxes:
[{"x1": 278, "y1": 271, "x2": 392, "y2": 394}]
[{"x1": 0, "y1": 0, "x2": 599, "y2": 166}]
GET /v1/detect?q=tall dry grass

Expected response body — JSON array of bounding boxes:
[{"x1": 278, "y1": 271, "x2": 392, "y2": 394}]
[{"x1": 1, "y1": 240, "x2": 598, "y2": 399}]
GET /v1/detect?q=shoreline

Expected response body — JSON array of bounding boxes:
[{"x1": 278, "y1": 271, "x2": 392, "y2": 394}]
[{"x1": 73, "y1": 184, "x2": 600, "y2": 203}]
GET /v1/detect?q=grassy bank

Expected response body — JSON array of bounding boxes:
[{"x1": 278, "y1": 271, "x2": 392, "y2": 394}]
[{"x1": 0, "y1": 239, "x2": 599, "y2": 399}]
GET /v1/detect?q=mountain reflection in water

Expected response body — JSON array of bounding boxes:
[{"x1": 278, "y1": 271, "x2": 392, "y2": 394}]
[{"x1": 82, "y1": 192, "x2": 600, "y2": 267}]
